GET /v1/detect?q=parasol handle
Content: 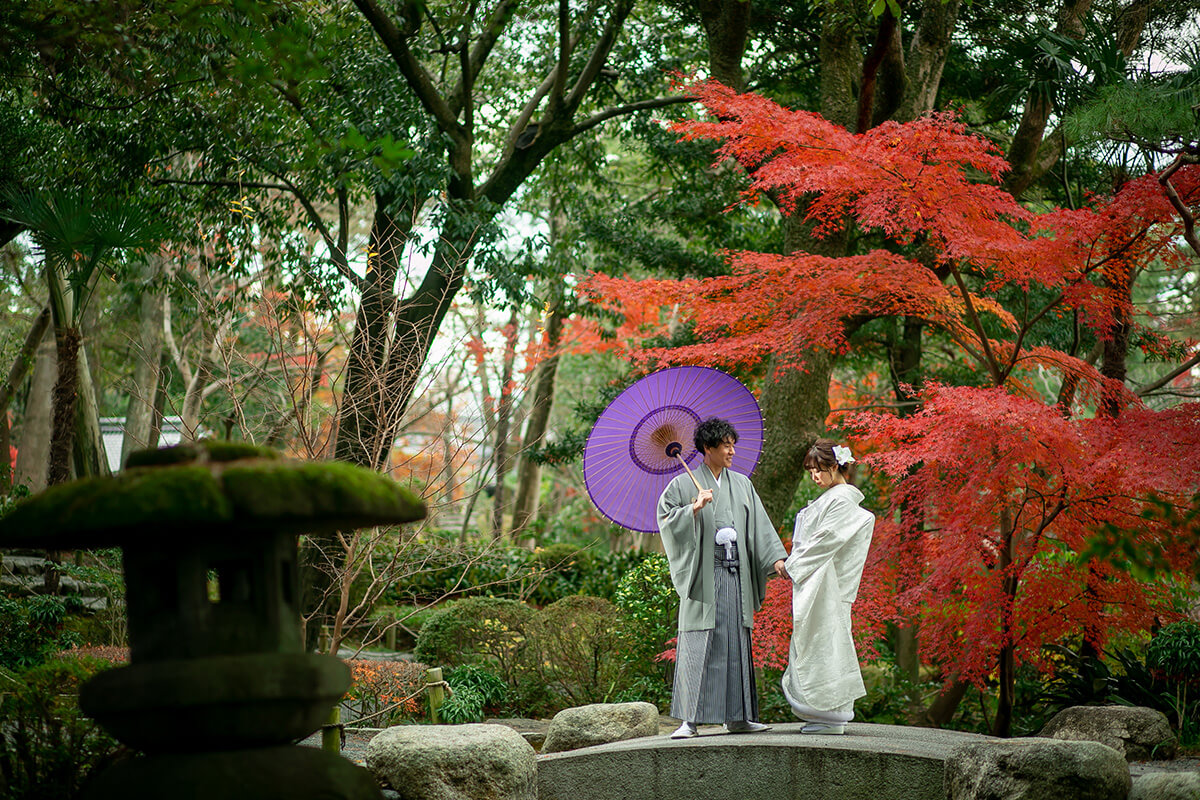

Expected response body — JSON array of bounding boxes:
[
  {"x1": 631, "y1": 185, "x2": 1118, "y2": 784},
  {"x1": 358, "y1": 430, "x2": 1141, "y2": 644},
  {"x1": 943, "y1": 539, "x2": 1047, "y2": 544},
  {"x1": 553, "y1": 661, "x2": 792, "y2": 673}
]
[{"x1": 665, "y1": 442, "x2": 703, "y2": 493}]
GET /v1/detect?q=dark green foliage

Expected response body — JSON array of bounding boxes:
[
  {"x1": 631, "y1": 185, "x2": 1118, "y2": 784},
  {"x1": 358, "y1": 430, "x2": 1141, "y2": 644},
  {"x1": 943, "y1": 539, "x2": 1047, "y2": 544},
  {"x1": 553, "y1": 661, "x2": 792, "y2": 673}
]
[
  {"x1": 0, "y1": 655, "x2": 127, "y2": 800},
  {"x1": 1032, "y1": 638, "x2": 1200, "y2": 744},
  {"x1": 1147, "y1": 620, "x2": 1200, "y2": 737},
  {"x1": 386, "y1": 540, "x2": 653, "y2": 607},
  {"x1": 412, "y1": 597, "x2": 534, "y2": 686},
  {"x1": 608, "y1": 554, "x2": 677, "y2": 710},
  {"x1": 438, "y1": 663, "x2": 508, "y2": 724},
  {"x1": 525, "y1": 596, "x2": 630, "y2": 709},
  {"x1": 0, "y1": 595, "x2": 83, "y2": 671},
  {"x1": 1147, "y1": 620, "x2": 1200, "y2": 682},
  {"x1": 526, "y1": 545, "x2": 647, "y2": 607},
  {"x1": 386, "y1": 543, "x2": 539, "y2": 605}
]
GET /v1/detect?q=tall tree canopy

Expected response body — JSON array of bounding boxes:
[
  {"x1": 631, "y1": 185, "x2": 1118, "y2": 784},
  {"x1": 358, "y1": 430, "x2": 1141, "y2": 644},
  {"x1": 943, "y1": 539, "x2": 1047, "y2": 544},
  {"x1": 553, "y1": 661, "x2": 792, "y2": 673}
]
[{"x1": 582, "y1": 79, "x2": 1200, "y2": 735}]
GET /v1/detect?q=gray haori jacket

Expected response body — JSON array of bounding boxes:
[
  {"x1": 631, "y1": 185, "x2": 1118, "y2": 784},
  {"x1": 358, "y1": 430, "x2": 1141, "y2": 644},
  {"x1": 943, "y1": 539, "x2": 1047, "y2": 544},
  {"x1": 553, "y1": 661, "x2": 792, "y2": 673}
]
[{"x1": 657, "y1": 467, "x2": 787, "y2": 632}]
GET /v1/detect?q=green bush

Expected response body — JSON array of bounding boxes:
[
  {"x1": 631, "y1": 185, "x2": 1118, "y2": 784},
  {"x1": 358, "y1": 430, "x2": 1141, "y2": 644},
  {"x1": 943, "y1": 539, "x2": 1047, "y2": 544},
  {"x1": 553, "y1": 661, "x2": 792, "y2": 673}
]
[
  {"x1": 0, "y1": 595, "x2": 84, "y2": 671},
  {"x1": 525, "y1": 595, "x2": 630, "y2": 709},
  {"x1": 0, "y1": 655, "x2": 127, "y2": 800},
  {"x1": 413, "y1": 596, "x2": 534, "y2": 685},
  {"x1": 608, "y1": 554, "x2": 676, "y2": 709},
  {"x1": 439, "y1": 663, "x2": 508, "y2": 724},
  {"x1": 1147, "y1": 620, "x2": 1200, "y2": 737},
  {"x1": 384, "y1": 538, "x2": 656, "y2": 608},
  {"x1": 385, "y1": 541, "x2": 535, "y2": 605}
]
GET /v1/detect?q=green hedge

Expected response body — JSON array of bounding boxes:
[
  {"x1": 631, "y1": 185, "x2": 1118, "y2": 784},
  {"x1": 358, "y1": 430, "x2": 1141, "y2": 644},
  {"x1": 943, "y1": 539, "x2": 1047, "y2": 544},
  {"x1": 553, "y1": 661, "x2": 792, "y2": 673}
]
[
  {"x1": 384, "y1": 541, "x2": 653, "y2": 607},
  {"x1": 0, "y1": 655, "x2": 126, "y2": 800}
]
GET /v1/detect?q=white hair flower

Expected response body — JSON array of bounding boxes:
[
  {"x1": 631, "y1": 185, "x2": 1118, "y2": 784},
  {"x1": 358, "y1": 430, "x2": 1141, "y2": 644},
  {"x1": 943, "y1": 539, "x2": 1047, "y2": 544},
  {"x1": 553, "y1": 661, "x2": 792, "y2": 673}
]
[{"x1": 832, "y1": 445, "x2": 855, "y2": 466}]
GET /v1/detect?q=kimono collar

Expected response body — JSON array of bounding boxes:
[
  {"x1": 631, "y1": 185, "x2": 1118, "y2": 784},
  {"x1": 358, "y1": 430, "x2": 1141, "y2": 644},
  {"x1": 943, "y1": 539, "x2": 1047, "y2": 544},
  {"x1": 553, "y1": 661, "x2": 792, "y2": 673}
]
[{"x1": 704, "y1": 464, "x2": 725, "y2": 488}]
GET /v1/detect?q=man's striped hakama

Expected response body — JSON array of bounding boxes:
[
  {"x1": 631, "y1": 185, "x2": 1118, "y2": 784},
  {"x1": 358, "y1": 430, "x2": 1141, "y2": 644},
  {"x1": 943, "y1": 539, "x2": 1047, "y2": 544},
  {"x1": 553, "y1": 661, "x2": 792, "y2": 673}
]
[{"x1": 669, "y1": 542, "x2": 758, "y2": 724}]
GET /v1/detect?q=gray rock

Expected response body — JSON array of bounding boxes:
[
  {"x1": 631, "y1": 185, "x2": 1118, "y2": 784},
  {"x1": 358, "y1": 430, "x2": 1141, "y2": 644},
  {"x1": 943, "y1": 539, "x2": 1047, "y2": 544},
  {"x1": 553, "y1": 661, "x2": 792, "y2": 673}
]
[
  {"x1": 1041, "y1": 706, "x2": 1177, "y2": 761},
  {"x1": 366, "y1": 723, "x2": 536, "y2": 800},
  {"x1": 1129, "y1": 773, "x2": 1200, "y2": 800},
  {"x1": 945, "y1": 737, "x2": 1131, "y2": 800},
  {"x1": 541, "y1": 702, "x2": 660, "y2": 754},
  {"x1": 486, "y1": 718, "x2": 551, "y2": 750}
]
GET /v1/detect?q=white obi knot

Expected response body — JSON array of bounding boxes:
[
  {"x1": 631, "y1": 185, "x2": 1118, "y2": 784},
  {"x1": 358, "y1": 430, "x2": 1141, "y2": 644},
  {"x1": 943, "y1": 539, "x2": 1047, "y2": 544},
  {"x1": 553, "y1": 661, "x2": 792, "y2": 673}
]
[{"x1": 715, "y1": 526, "x2": 738, "y2": 560}]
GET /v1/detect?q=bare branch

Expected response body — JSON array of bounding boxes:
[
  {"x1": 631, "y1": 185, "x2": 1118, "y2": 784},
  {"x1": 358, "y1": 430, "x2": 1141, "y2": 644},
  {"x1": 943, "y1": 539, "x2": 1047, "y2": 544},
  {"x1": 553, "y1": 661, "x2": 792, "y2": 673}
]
[
  {"x1": 1159, "y1": 151, "x2": 1200, "y2": 257},
  {"x1": 573, "y1": 95, "x2": 696, "y2": 136},
  {"x1": 563, "y1": 0, "x2": 634, "y2": 113},
  {"x1": 1136, "y1": 349, "x2": 1200, "y2": 397},
  {"x1": 352, "y1": 0, "x2": 466, "y2": 146}
]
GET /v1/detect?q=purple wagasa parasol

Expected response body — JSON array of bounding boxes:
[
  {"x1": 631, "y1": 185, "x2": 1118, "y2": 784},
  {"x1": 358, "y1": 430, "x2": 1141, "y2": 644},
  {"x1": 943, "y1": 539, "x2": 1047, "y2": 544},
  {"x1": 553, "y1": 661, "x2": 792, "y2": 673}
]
[{"x1": 583, "y1": 366, "x2": 763, "y2": 533}]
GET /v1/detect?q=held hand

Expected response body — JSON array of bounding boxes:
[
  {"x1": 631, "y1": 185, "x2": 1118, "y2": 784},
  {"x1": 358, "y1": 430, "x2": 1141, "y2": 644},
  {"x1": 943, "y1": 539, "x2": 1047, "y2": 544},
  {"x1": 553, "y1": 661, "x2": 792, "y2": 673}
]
[
  {"x1": 691, "y1": 488, "x2": 714, "y2": 514},
  {"x1": 773, "y1": 559, "x2": 787, "y2": 579}
]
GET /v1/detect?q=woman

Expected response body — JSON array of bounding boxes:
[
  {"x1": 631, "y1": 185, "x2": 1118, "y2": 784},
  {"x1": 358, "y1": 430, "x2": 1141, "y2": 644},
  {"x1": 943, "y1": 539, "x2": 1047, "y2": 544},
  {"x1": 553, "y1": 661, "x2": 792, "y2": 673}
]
[{"x1": 781, "y1": 438, "x2": 875, "y2": 735}]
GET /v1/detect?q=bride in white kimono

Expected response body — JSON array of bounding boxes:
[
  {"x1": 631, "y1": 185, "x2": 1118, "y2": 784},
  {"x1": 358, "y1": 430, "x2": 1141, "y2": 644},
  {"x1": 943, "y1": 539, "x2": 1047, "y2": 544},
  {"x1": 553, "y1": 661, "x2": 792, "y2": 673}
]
[{"x1": 782, "y1": 438, "x2": 875, "y2": 735}]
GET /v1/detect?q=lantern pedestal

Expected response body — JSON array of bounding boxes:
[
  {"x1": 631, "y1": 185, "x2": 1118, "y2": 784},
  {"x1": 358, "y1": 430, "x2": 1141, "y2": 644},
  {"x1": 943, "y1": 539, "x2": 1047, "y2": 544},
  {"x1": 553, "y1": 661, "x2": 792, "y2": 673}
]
[{"x1": 0, "y1": 441, "x2": 426, "y2": 800}]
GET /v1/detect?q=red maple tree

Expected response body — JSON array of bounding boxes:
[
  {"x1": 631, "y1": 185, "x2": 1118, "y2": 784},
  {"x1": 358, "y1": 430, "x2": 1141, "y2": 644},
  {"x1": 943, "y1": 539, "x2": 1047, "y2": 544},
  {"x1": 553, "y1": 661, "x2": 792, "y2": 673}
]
[{"x1": 580, "y1": 79, "x2": 1200, "y2": 735}]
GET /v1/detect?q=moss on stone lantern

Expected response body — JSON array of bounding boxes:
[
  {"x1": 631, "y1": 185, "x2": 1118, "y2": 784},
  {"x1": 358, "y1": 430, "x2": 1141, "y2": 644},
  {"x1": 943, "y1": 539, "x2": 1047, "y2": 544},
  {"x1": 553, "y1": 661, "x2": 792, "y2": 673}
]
[{"x1": 0, "y1": 440, "x2": 426, "y2": 799}]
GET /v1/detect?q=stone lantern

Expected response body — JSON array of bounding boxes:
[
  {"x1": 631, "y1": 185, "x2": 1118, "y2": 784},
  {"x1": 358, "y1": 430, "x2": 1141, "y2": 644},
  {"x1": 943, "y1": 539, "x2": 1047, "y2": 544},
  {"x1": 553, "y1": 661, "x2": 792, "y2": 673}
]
[{"x1": 0, "y1": 440, "x2": 426, "y2": 799}]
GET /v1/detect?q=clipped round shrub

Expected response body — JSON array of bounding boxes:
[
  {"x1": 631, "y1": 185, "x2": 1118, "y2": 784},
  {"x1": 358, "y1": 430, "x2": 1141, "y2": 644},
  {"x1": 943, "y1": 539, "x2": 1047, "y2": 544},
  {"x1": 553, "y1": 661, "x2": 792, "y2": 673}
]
[
  {"x1": 526, "y1": 595, "x2": 630, "y2": 709},
  {"x1": 413, "y1": 596, "x2": 534, "y2": 684}
]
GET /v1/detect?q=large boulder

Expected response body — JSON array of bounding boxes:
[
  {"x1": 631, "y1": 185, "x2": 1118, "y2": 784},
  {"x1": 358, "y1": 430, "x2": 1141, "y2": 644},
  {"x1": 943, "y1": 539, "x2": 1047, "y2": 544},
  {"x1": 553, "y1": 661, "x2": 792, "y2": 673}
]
[
  {"x1": 1040, "y1": 706, "x2": 1177, "y2": 761},
  {"x1": 945, "y1": 738, "x2": 1131, "y2": 800},
  {"x1": 1128, "y1": 772, "x2": 1200, "y2": 800},
  {"x1": 540, "y1": 702, "x2": 660, "y2": 754},
  {"x1": 366, "y1": 723, "x2": 536, "y2": 800}
]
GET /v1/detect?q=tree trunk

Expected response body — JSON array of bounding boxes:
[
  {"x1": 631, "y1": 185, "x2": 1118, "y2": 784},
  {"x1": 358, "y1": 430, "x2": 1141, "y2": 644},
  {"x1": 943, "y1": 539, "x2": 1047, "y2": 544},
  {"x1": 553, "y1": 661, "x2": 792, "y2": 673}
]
[
  {"x1": 753, "y1": 351, "x2": 835, "y2": 526},
  {"x1": 489, "y1": 307, "x2": 520, "y2": 539},
  {"x1": 696, "y1": 0, "x2": 752, "y2": 90},
  {"x1": 72, "y1": 343, "x2": 110, "y2": 478},
  {"x1": 333, "y1": 201, "x2": 405, "y2": 469},
  {"x1": 925, "y1": 677, "x2": 971, "y2": 726},
  {"x1": 14, "y1": 328, "x2": 56, "y2": 493},
  {"x1": 818, "y1": 0, "x2": 864, "y2": 132},
  {"x1": 858, "y1": 6, "x2": 904, "y2": 132},
  {"x1": 1, "y1": 307, "x2": 51, "y2": 493},
  {"x1": 511, "y1": 303, "x2": 565, "y2": 537},
  {"x1": 993, "y1": 505, "x2": 1017, "y2": 737},
  {"x1": 896, "y1": 0, "x2": 962, "y2": 123},
  {"x1": 47, "y1": 325, "x2": 81, "y2": 486},
  {"x1": 121, "y1": 255, "x2": 166, "y2": 465},
  {"x1": 148, "y1": 351, "x2": 170, "y2": 450},
  {"x1": 1099, "y1": 262, "x2": 1134, "y2": 418}
]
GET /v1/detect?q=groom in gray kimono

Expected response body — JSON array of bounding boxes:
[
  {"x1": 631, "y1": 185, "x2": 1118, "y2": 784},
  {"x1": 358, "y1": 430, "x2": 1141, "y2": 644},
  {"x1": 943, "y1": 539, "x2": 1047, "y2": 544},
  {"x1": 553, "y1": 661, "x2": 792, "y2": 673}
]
[{"x1": 656, "y1": 417, "x2": 787, "y2": 738}]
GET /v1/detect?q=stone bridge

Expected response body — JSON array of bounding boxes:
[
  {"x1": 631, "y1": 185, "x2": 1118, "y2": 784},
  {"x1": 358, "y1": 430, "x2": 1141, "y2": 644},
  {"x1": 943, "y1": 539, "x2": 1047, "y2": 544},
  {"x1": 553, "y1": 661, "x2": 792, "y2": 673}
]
[{"x1": 537, "y1": 722, "x2": 993, "y2": 800}]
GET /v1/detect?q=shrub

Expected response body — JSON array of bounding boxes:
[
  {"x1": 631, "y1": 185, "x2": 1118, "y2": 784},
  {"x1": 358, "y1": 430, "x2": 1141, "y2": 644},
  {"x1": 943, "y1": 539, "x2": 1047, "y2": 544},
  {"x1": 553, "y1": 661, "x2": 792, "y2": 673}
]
[
  {"x1": 524, "y1": 543, "x2": 593, "y2": 606},
  {"x1": 1147, "y1": 620, "x2": 1200, "y2": 736},
  {"x1": 413, "y1": 596, "x2": 534, "y2": 685},
  {"x1": 609, "y1": 555, "x2": 676, "y2": 709},
  {"x1": 340, "y1": 659, "x2": 429, "y2": 727},
  {"x1": 438, "y1": 663, "x2": 507, "y2": 724},
  {"x1": 525, "y1": 595, "x2": 630, "y2": 709},
  {"x1": 384, "y1": 539, "x2": 658, "y2": 608},
  {"x1": 0, "y1": 595, "x2": 84, "y2": 671},
  {"x1": 384, "y1": 541, "x2": 535, "y2": 605},
  {"x1": 0, "y1": 655, "x2": 127, "y2": 800}
]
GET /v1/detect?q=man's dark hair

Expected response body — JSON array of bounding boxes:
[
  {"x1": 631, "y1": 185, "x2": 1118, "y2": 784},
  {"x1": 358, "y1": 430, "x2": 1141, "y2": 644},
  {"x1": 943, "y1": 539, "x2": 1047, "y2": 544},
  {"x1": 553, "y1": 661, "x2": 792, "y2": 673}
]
[{"x1": 694, "y1": 417, "x2": 738, "y2": 454}]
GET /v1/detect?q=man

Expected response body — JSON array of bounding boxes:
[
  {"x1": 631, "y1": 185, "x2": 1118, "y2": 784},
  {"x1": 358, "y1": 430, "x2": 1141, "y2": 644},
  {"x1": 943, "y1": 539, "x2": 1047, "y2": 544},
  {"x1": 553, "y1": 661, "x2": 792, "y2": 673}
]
[{"x1": 656, "y1": 416, "x2": 788, "y2": 739}]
